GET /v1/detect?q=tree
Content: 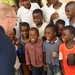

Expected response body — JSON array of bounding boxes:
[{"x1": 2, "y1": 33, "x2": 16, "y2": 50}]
[{"x1": 0, "y1": 0, "x2": 15, "y2": 5}]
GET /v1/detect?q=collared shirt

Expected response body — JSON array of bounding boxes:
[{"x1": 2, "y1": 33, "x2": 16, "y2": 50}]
[
  {"x1": 19, "y1": 37, "x2": 29, "y2": 56},
  {"x1": 25, "y1": 39, "x2": 43, "y2": 67},
  {"x1": 65, "y1": 19, "x2": 75, "y2": 27},
  {"x1": 42, "y1": 3, "x2": 67, "y2": 24},
  {"x1": 43, "y1": 37, "x2": 62, "y2": 65},
  {"x1": 41, "y1": 4, "x2": 52, "y2": 23},
  {"x1": 0, "y1": 26, "x2": 16, "y2": 75},
  {"x1": 17, "y1": 3, "x2": 40, "y2": 25}
]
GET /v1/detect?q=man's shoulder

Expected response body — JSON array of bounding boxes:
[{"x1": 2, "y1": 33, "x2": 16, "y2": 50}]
[{"x1": 0, "y1": 34, "x2": 14, "y2": 48}]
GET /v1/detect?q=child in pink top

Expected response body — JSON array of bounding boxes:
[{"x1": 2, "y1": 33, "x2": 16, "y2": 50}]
[{"x1": 25, "y1": 27, "x2": 44, "y2": 75}]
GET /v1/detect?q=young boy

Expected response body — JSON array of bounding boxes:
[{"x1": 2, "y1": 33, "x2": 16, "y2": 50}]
[
  {"x1": 49, "y1": 0, "x2": 67, "y2": 24},
  {"x1": 43, "y1": 24, "x2": 62, "y2": 75},
  {"x1": 17, "y1": 0, "x2": 40, "y2": 25},
  {"x1": 32, "y1": 9, "x2": 48, "y2": 38},
  {"x1": 56, "y1": 19, "x2": 65, "y2": 39},
  {"x1": 19, "y1": 22, "x2": 30, "y2": 75},
  {"x1": 41, "y1": 0, "x2": 52, "y2": 23},
  {"x1": 65, "y1": 1, "x2": 75, "y2": 27},
  {"x1": 25, "y1": 27, "x2": 44, "y2": 75},
  {"x1": 59, "y1": 26, "x2": 75, "y2": 75}
]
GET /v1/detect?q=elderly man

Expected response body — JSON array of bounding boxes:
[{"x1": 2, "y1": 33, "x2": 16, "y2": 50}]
[{"x1": 0, "y1": 2, "x2": 16, "y2": 75}]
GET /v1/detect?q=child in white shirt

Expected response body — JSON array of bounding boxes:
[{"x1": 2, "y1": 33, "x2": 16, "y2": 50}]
[
  {"x1": 17, "y1": 0, "x2": 40, "y2": 25},
  {"x1": 49, "y1": 0, "x2": 67, "y2": 24},
  {"x1": 41, "y1": 0, "x2": 52, "y2": 23},
  {"x1": 31, "y1": 9, "x2": 48, "y2": 39}
]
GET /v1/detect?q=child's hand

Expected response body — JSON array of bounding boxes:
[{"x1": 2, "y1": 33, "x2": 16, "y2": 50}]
[
  {"x1": 28, "y1": 65, "x2": 32, "y2": 71},
  {"x1": 52, "y1": 52, "x2": 59, "y2": 58},
  {"x1": 62, "y1": 67, "x2": 65, "y2": 75},
  {"x1": 44, "y1": 64, "x2": 47, "y2": 71},
  {"x1": 50, "y1": 12, "x2": 59, "y2": 20},
  {"x1": 67, "y1": 53, "x2": 75, "y2": 66},
  {"x1": 15, "y1": 40, "x2": 19, "y2": 45}
]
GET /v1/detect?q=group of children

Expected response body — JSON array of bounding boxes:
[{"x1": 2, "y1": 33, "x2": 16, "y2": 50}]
[{"x1": 7, "y1": 0, "x2": 75, "y2": 75}]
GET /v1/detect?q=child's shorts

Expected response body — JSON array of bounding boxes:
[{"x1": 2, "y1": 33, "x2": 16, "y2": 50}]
[{"x1": 47, "y1": 63, "x2": 62, "y2": 75}]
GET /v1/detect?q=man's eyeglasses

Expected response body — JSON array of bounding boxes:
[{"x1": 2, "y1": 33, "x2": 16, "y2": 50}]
[{"x1": 6, "y1": 16, "x2": 19, "y2": 21}]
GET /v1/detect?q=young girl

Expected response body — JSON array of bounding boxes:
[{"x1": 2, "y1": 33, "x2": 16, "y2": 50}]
[
  {"x1": 59, "y1": 26, "x2": 75, "y2": 75},
  {"x1": 19, "y1": 22, "x2": 30, "y2": 75}
]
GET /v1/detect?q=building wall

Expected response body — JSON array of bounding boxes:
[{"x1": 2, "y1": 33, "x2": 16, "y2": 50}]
[
  {"x1": 60, "y1": 0, "x2": 75, "y2": 2},
  {"x1": 42, "y1": 0, "x2": 75, "y2": 6}
]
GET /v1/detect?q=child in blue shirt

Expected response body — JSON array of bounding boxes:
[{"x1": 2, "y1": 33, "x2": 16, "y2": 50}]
[
  {"x1": 19, "y1": 22, "x2": 31, "y2": 75},
  {"x1": 43, "y1": 24, "x2": 62, "y2": 75}
]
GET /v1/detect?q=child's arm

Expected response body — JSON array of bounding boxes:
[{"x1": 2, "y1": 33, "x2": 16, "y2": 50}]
[
  {"x1": 15, "y1": 38, "x2": 22, "y2": 49},
  {"x1": 25, "y1": 44, "x2": 32, "y2": 71},
  {"x1": 50, "y1": 12, "x2": 59, "y2": 24},
  {"x1": 59, "y1": 50, "x2": 65, "y2": 75},
  {"x1": 60, "y1": 60, "x2": 65, "y2": 75},
  {"x1": 17, "y1": 48, "x2": 25, "y2": 63},
  {"x1": 43, "y1": 42, "x2": 47, "y2": 71},
  {"x1": 43, "y1": 52, "x2": 47, "y2": 71}
]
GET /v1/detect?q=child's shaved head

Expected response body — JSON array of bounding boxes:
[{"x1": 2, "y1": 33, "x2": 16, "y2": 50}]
[{"x1": 65, "y1": 1, "x2": 75, "y2": 8}]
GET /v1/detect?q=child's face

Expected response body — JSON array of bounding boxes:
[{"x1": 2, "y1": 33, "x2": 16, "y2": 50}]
[
  {"x1": 33, "y1": 13, "x2": 43, "y2": 25},
  {"x1": 7, "y1": 30, "x2": 16, "y2": 41},
  {"x1": 57, "y1": 24, "x2": 64, "y2": 36},
  {"x1": 47, "y1": 0, "x2": 53, "y2": 4},
  {"x1": 29, "y1": 30, "x2": 39, "y2": 43},
  {"x1": 65, "y1": 5, "x2": 75, "y2": 19},
  {"x1": 44, "y1": 27, "x2": 56, "y2": 41},
  {"x1": 21, "y1": 0, "x2": 31, "y2": 9},
  {"x1": 13, "y1": 6, "x2": 18, "y2": 14},
  {"x1": 20, "y1": 26, "x2": 29, "y2": 38},
  {"x1": 62, "y1": 29, "x2": 73, "y2": 43}
]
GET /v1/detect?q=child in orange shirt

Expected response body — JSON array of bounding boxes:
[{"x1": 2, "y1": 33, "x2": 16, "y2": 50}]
[{"x1": 59, "y1": 26, "x2": 75, "y2": 75}]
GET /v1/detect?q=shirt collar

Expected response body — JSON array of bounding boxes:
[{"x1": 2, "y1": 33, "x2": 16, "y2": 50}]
[{"x1": 46, "y1": 37, "x2": 59, "y2": 44}]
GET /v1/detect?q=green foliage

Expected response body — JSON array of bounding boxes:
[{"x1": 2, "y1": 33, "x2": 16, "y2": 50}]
[{"x1": 0, "y1": 0, "x2": 15, "y2": 6}]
